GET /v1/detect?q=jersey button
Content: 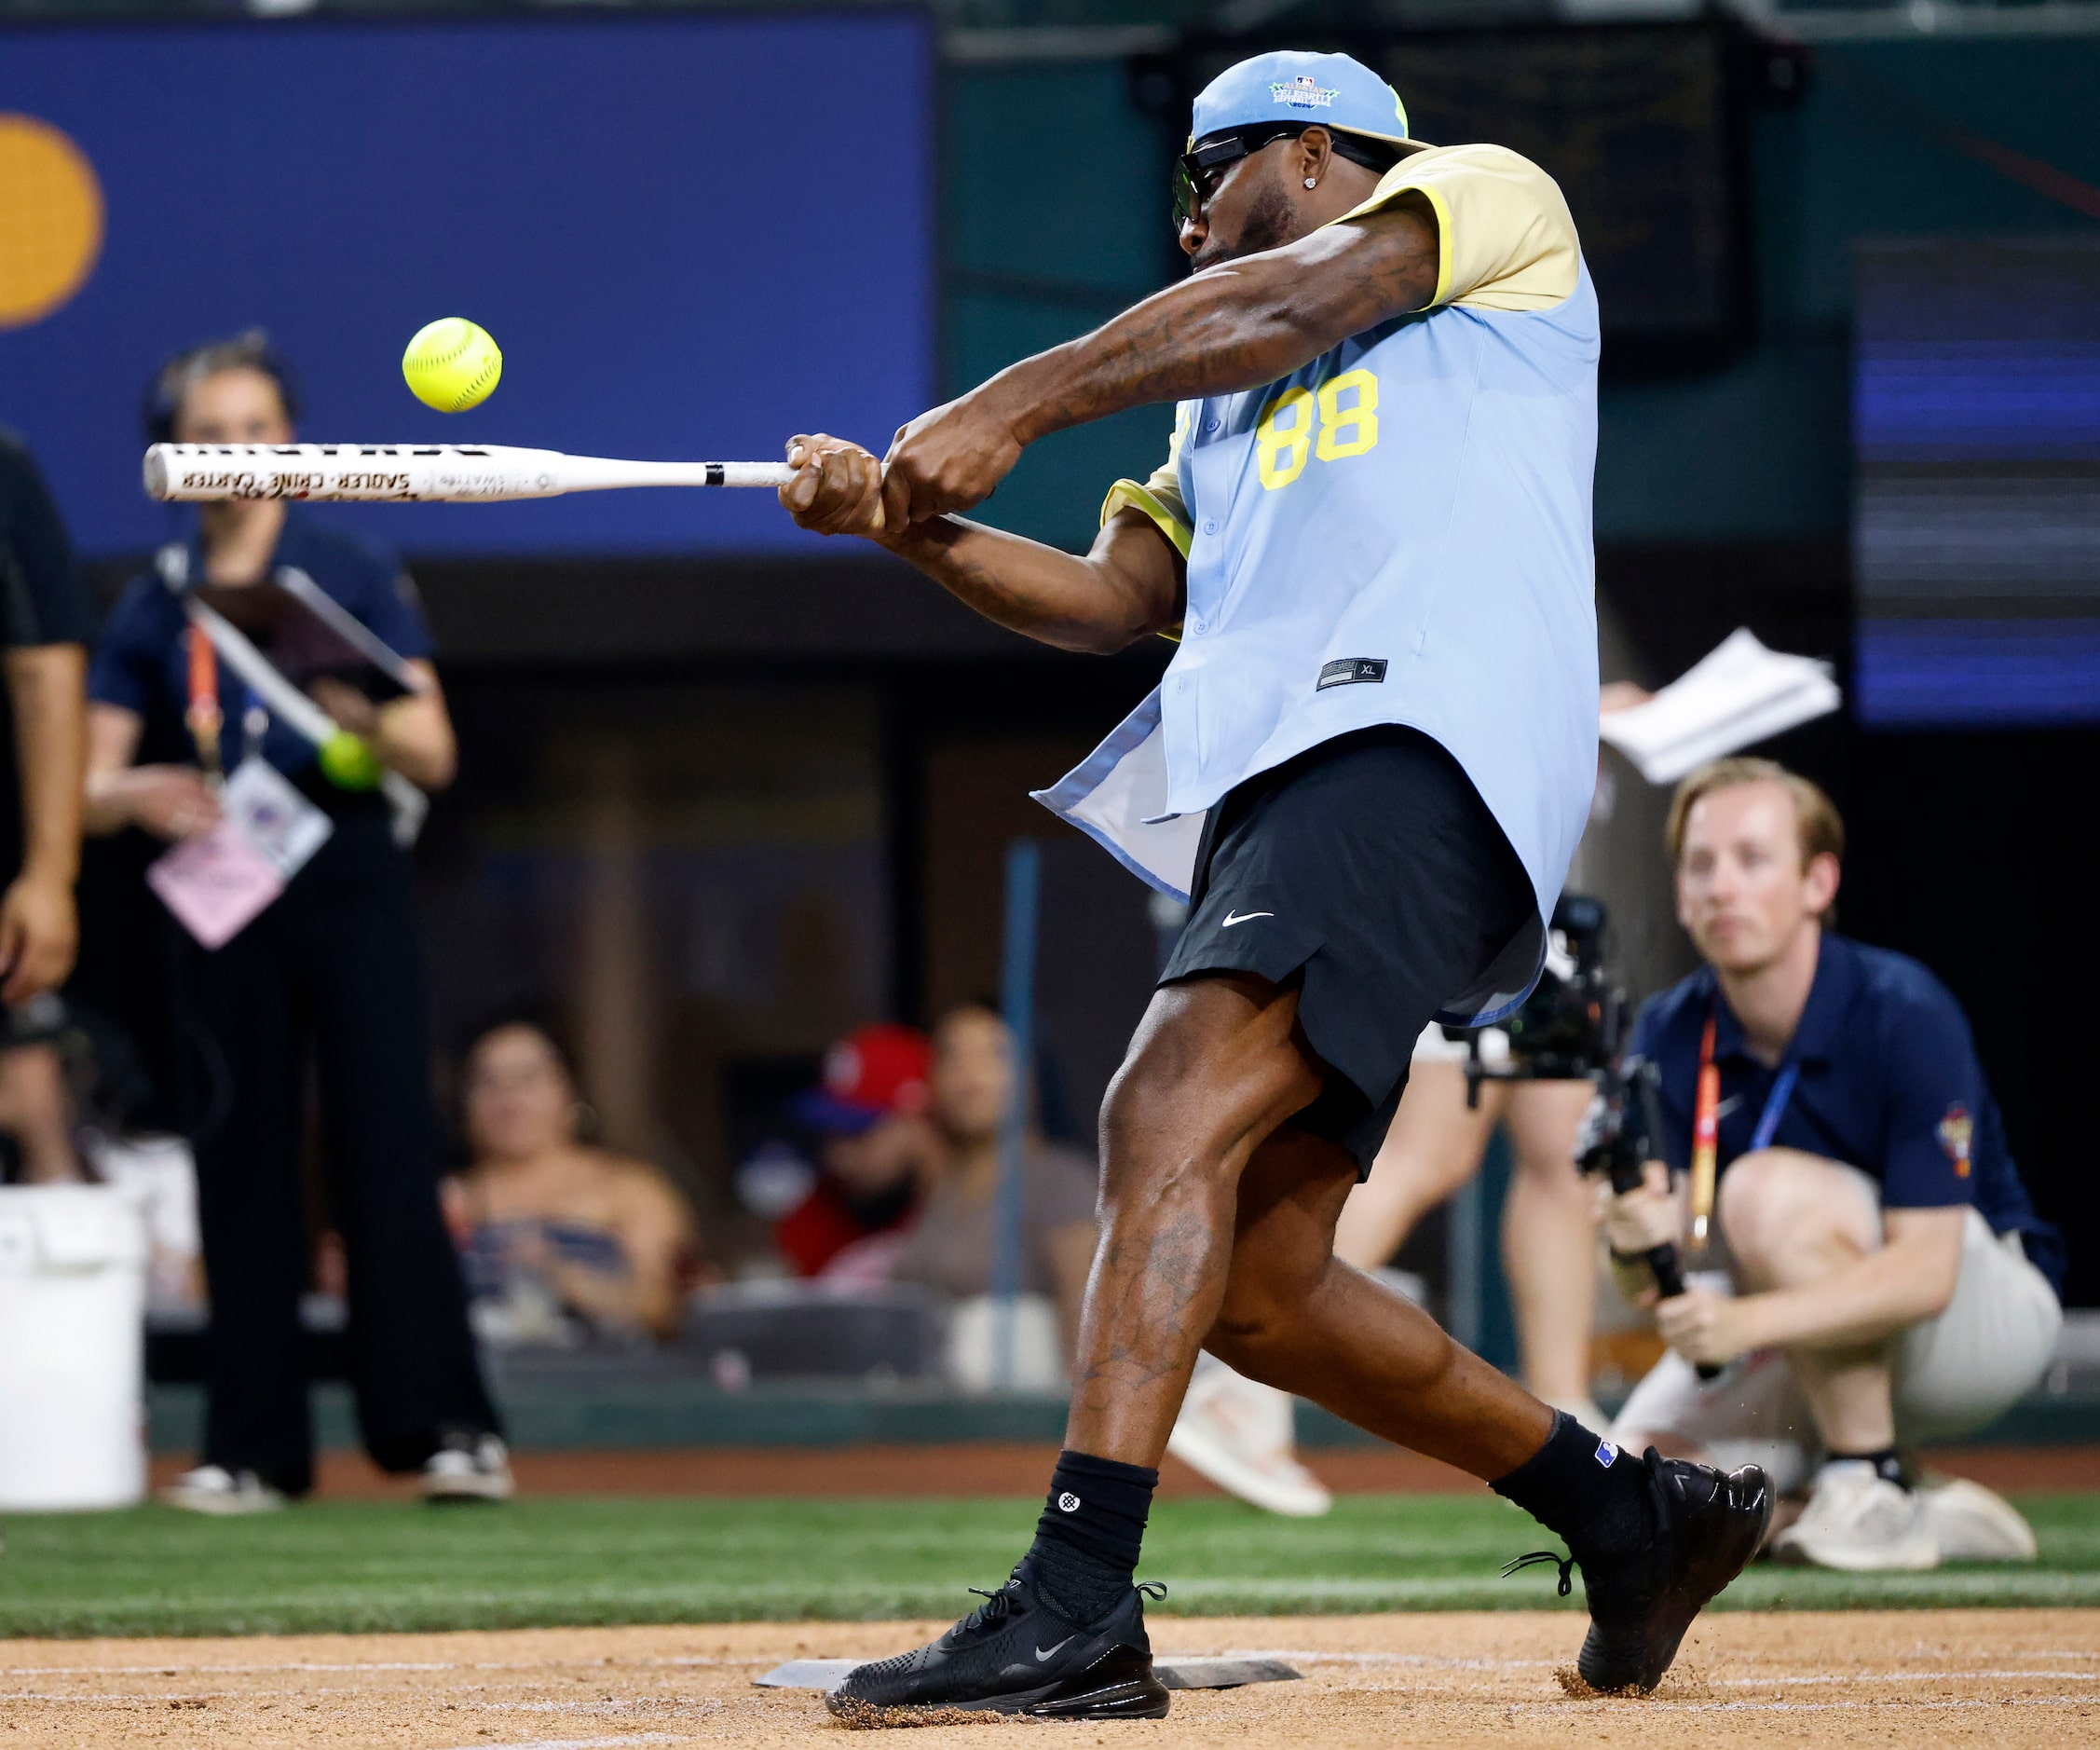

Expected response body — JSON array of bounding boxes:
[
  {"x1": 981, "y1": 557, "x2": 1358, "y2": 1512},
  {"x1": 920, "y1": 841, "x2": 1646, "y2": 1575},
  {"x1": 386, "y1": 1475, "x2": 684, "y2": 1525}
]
[
  {"x1": 1188, "y1": 616, "x2": 1206, "y2": 636},
  {"x1": 1202, "y1": 519, "x2": 1218, "y2": 535},
  {"x1": 1203, "y1": 417, "x2": 1220, "y2": 433}
]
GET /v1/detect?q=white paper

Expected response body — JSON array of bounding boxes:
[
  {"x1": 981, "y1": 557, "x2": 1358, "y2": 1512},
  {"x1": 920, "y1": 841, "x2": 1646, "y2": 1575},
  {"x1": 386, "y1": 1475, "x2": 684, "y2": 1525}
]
[
  {"x1": 221, "y1": 758, "x2": 334, "y2": 880},
  {"x1": 1599, "y1": 628, "x2": 1842, "y2": 786}
]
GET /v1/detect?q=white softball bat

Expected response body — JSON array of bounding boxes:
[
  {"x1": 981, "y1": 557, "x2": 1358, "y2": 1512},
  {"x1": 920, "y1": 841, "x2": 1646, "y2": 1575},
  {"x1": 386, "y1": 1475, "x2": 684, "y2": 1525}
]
[{"x1": 143, "y1": 444, "x2": 795, "y2": 503}]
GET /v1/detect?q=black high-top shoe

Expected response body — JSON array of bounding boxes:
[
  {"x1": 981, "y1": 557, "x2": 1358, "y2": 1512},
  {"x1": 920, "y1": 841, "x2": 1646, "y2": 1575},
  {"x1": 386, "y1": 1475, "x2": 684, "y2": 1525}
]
[
  {"x1": 825, "y1": 1561, "x2": 1170, "y2": 1726},
  {"x1": 1507, "y1": 1450, "x2": 1771, "y2": 1695}
]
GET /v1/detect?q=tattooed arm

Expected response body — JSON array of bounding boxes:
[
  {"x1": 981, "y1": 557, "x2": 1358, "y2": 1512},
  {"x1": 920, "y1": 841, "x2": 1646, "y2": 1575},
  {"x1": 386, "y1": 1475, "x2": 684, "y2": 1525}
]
[
  {"x1": 780, "y1": 435, "x2": 1185, "y2": 652},
  {"x1": 777, "y1": 197, "x2": 1431, "y2": 648},
  {"x1": 880, "y1": 196, "x2": 1438, "y2": 529}
]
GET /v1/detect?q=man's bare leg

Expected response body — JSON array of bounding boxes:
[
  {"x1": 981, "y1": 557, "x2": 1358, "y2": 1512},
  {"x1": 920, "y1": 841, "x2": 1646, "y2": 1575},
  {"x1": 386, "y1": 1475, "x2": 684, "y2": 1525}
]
[
  {"x1": 1331, "y1": 1064, "x2": 1599, "y2": 1413},
  {"x1": 1063, "y1": 971, "x2": 1331, "y2": 1465},
  {"x1": 1205, "y1": 1115, "x2": 1775, "y2": 1700},
  {"x1": 829, "y1": 970, "x2": 1770, "y2": 1717},
  {"x1": 1208, "y1": 1124, "x2": 1552, "y2": 1478}
]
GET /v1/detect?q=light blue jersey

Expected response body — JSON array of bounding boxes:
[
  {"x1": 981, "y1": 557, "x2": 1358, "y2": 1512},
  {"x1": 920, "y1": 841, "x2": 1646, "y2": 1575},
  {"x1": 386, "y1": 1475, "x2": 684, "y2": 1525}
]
[{"x1": 1034, "y1": 142, "x2": 1600, "y2": 1023}]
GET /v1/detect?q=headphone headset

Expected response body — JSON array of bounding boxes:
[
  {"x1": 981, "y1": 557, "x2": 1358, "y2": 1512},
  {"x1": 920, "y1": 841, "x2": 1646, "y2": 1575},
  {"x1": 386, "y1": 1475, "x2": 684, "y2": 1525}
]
[{"x1": 142, "y1": 331, "x2": 305, "y2": 445}]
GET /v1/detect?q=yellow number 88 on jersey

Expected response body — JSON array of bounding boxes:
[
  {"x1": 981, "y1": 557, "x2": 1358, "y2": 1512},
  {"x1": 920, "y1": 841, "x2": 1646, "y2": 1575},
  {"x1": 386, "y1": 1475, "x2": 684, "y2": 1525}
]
[{"x1": 1256, "y1": 368, "x2": 1381, "y2": 490}]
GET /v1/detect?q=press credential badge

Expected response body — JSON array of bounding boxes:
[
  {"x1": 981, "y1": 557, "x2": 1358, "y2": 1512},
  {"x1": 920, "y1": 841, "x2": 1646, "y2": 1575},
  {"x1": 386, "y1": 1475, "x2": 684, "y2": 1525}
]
[{"x1": 148, "y1": 759, "x2": 334, "y2": 949}]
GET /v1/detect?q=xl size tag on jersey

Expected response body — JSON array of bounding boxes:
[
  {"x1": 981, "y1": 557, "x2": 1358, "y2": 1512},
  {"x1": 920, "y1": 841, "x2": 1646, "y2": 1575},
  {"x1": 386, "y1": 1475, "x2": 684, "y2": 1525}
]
[{"x1": 1317, "y1": 657, "x2": 1388, "y2": 690}]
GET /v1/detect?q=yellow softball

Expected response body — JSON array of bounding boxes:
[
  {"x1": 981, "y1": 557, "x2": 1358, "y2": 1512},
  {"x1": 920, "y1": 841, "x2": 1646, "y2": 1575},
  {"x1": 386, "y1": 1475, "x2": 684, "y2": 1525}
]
[{"x1": 402, "y1": 317, "x2": 501, "y2": 413}]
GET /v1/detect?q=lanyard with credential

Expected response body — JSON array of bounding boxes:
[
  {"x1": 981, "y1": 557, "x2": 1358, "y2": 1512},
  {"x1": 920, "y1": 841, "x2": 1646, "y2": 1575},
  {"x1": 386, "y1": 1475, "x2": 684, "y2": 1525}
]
[
  {"x1": 184, "y1": 624, "x2": 224, "y2": 786},
  {"x1": 1688, "y1": 1004, "x2": 1800, "y2": 1245}
]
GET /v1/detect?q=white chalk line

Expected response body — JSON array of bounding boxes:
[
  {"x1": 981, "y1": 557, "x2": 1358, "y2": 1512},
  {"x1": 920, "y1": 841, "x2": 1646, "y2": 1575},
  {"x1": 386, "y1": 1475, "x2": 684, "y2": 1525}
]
[
  {"x1": 9, "y1": 1652, "x2": 2095, "y2": 1691},
  {"x1": 1176, "y1": 1648, "x2": 2100, "y2": 1684},
  {"x1": 1722, "y1": 1669, "x2": 2100, "y2": 1685},
  {"x1": 0, "y1": 1654, "x2": 763, "y2": 1678},
  {"x1": 0, "y1": 1687, "x2": 711, "y2": 1708},
  {"x1": 1166, "y1": 1648, "x2": 1558, "y2": 1669},
  {"x1": 432, "y1": 1738, "x2": 687, "y2": 1750},
  {"x1": 1516, "y1": 1696, "x2": 2093, "y2": 1715},
  {"x1": 7, "y1": 1644, "x2": 2092, "y2": 1680}
]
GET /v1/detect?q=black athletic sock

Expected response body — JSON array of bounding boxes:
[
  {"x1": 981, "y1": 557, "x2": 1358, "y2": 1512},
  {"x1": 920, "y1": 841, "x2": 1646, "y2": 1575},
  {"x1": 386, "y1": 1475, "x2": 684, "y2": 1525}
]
[
  {"x1": 1026, "y1": 1450, "x2": 1158, "y2": 1623},
  {"x1": 1823, "y1": 1447, "x2": 1909, "y2": 1489},
  {"x1": 1491, "y1": 1411, "x2": 1653, "y2": 1564}
]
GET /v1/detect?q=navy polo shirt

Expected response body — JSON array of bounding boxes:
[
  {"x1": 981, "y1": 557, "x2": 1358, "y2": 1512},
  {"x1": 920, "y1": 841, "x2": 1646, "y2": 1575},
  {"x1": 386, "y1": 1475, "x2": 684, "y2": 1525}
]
[
  {"x1": 1630, "y1": 932, "x2": 2065, "y2": 1298},
  {"x1": 89, "y1": 509, "x2": 432, "y2": 783}
]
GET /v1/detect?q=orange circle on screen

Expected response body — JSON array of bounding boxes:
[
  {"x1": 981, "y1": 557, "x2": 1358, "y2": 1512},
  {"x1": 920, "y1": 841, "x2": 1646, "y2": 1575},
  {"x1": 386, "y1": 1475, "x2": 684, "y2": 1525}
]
[{"x1": 0, "y1": 115, "x2": 104, "y2": 329}]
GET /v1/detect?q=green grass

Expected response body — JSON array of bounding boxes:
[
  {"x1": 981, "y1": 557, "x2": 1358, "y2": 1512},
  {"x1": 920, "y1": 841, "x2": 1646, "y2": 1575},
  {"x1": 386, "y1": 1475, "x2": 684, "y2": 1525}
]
[{"x1": 3, "y1": 1494, "x2": 2096, "y2": 1639}]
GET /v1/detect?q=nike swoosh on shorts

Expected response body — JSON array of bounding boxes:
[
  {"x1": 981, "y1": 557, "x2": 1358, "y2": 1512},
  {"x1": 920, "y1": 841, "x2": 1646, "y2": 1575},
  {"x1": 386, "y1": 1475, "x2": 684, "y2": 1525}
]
[{"x1": 1220, "y1": 910, "x2": 1274, "y2": 927}]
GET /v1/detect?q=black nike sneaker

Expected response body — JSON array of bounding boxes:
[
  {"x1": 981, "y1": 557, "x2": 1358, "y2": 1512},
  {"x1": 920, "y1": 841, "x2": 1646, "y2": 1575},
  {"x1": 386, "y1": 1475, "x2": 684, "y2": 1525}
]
[
  {"x1": 1507, "y1": 1450, "x2": 1771, "y2": 1696},
  {"x1": 825, "y1": 1563, "x2": 1170, "y2": 1726}
]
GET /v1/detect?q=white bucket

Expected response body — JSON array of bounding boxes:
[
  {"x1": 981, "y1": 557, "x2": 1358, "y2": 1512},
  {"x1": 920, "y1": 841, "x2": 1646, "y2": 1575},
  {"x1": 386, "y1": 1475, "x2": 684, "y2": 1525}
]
[{"x1": 0, "y1": 1184, "x2": 150, "y2": 1510}]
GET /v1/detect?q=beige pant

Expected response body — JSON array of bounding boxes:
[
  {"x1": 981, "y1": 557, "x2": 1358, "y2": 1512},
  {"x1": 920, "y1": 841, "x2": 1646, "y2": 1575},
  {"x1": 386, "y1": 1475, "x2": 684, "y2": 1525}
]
[{"x1": 1612, "y1": 1184, "x2": 2062, "y2": 1493}]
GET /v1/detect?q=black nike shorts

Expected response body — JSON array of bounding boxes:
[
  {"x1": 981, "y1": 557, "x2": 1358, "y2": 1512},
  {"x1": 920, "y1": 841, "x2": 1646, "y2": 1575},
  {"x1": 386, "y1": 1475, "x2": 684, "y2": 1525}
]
[{"x1": 1158, "y1": 725, "x2": 1538, "y2": 1178}]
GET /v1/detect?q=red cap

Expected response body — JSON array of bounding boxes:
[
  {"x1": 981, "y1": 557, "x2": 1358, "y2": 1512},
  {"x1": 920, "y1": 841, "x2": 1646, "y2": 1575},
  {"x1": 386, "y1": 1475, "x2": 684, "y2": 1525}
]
[{"x1": 792, "y1": 1023, "x2": 932, "y2": 1132}]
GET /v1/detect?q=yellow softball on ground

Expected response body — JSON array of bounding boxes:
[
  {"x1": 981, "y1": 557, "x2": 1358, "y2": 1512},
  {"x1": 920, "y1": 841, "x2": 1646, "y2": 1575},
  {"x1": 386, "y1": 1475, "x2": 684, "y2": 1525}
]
[{"x1": 402, "y1": 317, "x2": 501, "y2": 413}]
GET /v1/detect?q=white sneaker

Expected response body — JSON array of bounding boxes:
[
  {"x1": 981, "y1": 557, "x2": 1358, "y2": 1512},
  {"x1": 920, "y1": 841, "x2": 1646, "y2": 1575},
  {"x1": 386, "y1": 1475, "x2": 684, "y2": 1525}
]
[
  {"x1": 157, "y1": 1465, "x2": 285, "y2": 1516},
  {"x1": 1919, "y1": 1476, "x2": 2038, "y2": 1562},
  {"x1": 1772, "y1": 1461, "x2": 1939, "y2": 1570},
  {"x1": 421, "y1": 1431, "x2": 514, "y2": 1503},
  {"x1": 1167, "y1": 1365, "x2": 1332, "y2": 1518}
]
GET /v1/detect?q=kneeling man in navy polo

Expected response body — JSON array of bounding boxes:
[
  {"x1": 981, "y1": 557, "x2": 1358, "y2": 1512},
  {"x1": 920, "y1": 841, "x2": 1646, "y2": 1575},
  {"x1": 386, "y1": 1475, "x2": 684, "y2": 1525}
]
[{"x1": 1604, "y1": 757, "x2": 2064, "y2": 1571}]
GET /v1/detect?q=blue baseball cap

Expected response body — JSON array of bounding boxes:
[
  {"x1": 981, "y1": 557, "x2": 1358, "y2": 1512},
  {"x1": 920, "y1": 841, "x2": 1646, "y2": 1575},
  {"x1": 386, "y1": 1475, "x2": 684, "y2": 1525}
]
[{"x1": 1188, "y1": 49, "x2": 1427, "y2": 154}]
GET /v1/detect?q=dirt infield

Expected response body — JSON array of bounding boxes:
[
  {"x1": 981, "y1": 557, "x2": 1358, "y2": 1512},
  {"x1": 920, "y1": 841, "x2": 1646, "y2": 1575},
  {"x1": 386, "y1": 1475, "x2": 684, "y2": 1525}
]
[
  {"x1": 146, "y1": 1442, "x2": 2100, "y2": 1501},
  {"x1": 3, "y1": 1609, "x2": 2093, "y2": 1748}
]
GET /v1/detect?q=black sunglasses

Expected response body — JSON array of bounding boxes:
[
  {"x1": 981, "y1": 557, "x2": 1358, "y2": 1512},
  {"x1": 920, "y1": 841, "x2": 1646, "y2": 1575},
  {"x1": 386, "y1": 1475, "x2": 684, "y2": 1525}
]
[{"x1": 1172, "y1": 124, "x2": 1309, "y2": 227}]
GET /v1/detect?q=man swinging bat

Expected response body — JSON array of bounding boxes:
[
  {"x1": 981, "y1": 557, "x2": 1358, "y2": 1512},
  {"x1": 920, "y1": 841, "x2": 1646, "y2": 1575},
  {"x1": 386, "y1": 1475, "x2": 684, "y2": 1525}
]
[{"x1": 781, "y1": 50, "x2": 1769, "y2": 1722}]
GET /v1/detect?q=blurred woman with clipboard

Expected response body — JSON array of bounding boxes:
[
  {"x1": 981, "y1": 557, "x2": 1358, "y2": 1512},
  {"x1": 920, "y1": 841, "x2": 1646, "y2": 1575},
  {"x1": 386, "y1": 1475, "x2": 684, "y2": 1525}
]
[{"x1": 85, "y1": 334, "x2": 506, "y2": 1512}]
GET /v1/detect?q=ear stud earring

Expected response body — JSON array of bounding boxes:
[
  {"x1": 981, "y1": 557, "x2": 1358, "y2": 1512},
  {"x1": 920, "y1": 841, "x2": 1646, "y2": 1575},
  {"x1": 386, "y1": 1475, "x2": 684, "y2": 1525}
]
[{"x1": 1303, "y1": 177, "x2": 1317, "y2": 188}]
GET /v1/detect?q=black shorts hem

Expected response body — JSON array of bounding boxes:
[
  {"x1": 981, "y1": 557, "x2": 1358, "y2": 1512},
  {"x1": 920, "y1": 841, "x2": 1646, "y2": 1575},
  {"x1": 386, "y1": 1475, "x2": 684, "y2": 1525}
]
[
  {"x1": 1160, "y1": 938, "x2": 1411, "y2": 1180},
  {"x1": 1155, "y1": 724, "x2": 1534, "y2": 1180}
]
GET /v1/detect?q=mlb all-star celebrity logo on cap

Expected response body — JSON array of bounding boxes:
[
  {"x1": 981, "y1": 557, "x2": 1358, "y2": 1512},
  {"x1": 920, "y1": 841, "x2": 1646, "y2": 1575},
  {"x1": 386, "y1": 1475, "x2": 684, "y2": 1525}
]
[
  {"x1": 1190, "y1": 48, "x2": 1426, "y2": 150},
  {"x1": 1271, "y1": 75, "x2": 1338, "y2": 110}
]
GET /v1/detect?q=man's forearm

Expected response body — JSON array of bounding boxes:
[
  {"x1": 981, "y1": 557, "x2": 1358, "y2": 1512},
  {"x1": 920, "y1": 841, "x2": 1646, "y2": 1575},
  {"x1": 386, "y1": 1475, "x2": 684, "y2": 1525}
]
[
  {"x1": 883, "y1": 514, "x2": 1177, "y2": 654},
  {"x1": 6, "y1": 647, "x2": 86, "y2": 885},
  {"x1": 984, "y1": 207, "x2": 1434, "y2": 446}
]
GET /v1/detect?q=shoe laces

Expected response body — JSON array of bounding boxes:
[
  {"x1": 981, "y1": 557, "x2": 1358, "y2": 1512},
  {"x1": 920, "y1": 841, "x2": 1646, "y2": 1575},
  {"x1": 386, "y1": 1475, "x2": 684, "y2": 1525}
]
[
  {"x1": 1499, "y1": 1550, "x2": 1575, "y2": 1597},
  {"x1": 958, "y1": 1575, "x2": 1166, "y2": 1637},
  {"x1": 959, "y1": 1582, "x2": 1022, "y2": 1635}
]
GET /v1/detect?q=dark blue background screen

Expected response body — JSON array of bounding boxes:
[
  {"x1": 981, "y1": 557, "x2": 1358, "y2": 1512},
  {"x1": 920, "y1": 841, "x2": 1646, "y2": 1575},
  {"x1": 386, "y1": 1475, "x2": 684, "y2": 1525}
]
[{"x1": 0, "y1": 14, "x2": 933, "y2": 556}]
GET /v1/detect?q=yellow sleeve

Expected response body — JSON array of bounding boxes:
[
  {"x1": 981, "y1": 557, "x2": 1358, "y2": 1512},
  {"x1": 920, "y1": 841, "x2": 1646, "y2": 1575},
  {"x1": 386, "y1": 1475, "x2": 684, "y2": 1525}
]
[
  {"x1": 1335, "y1": 143, "x2": 1579, "y2": 314},
  {"x1": 1098, "y1": 408, "x2": 1192, "y2": 559}
]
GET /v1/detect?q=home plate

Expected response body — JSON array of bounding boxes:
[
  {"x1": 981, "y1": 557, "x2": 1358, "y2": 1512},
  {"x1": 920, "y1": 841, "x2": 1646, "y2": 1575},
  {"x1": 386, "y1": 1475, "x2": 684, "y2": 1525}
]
[{"x1": 755, "y1": 1656, "x2": 1302, "y2": 1691}]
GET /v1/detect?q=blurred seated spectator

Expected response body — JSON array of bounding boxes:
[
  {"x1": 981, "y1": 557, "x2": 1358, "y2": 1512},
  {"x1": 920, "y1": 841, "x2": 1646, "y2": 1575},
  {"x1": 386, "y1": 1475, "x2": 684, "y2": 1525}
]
[
  {"x1": 773, "y1": 1022, "x2": 937, "y2": 1282},
  {"x1": 891, "y1": 1003, "x2": 1098, "y2": 1369},
  {"x1": 444, "y1": 1012, "x2": 698, "y2": 1345}
]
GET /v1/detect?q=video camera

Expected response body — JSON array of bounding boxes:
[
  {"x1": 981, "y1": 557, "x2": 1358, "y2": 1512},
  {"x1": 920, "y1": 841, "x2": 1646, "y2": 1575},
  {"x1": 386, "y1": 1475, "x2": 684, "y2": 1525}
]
[
  {"x1": 1460, "y1": 893, "x2": 1622, "y2": 1103},
  {"x1": 1458, "y1": 896, "x2": 1706, "y2": 1348}
]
